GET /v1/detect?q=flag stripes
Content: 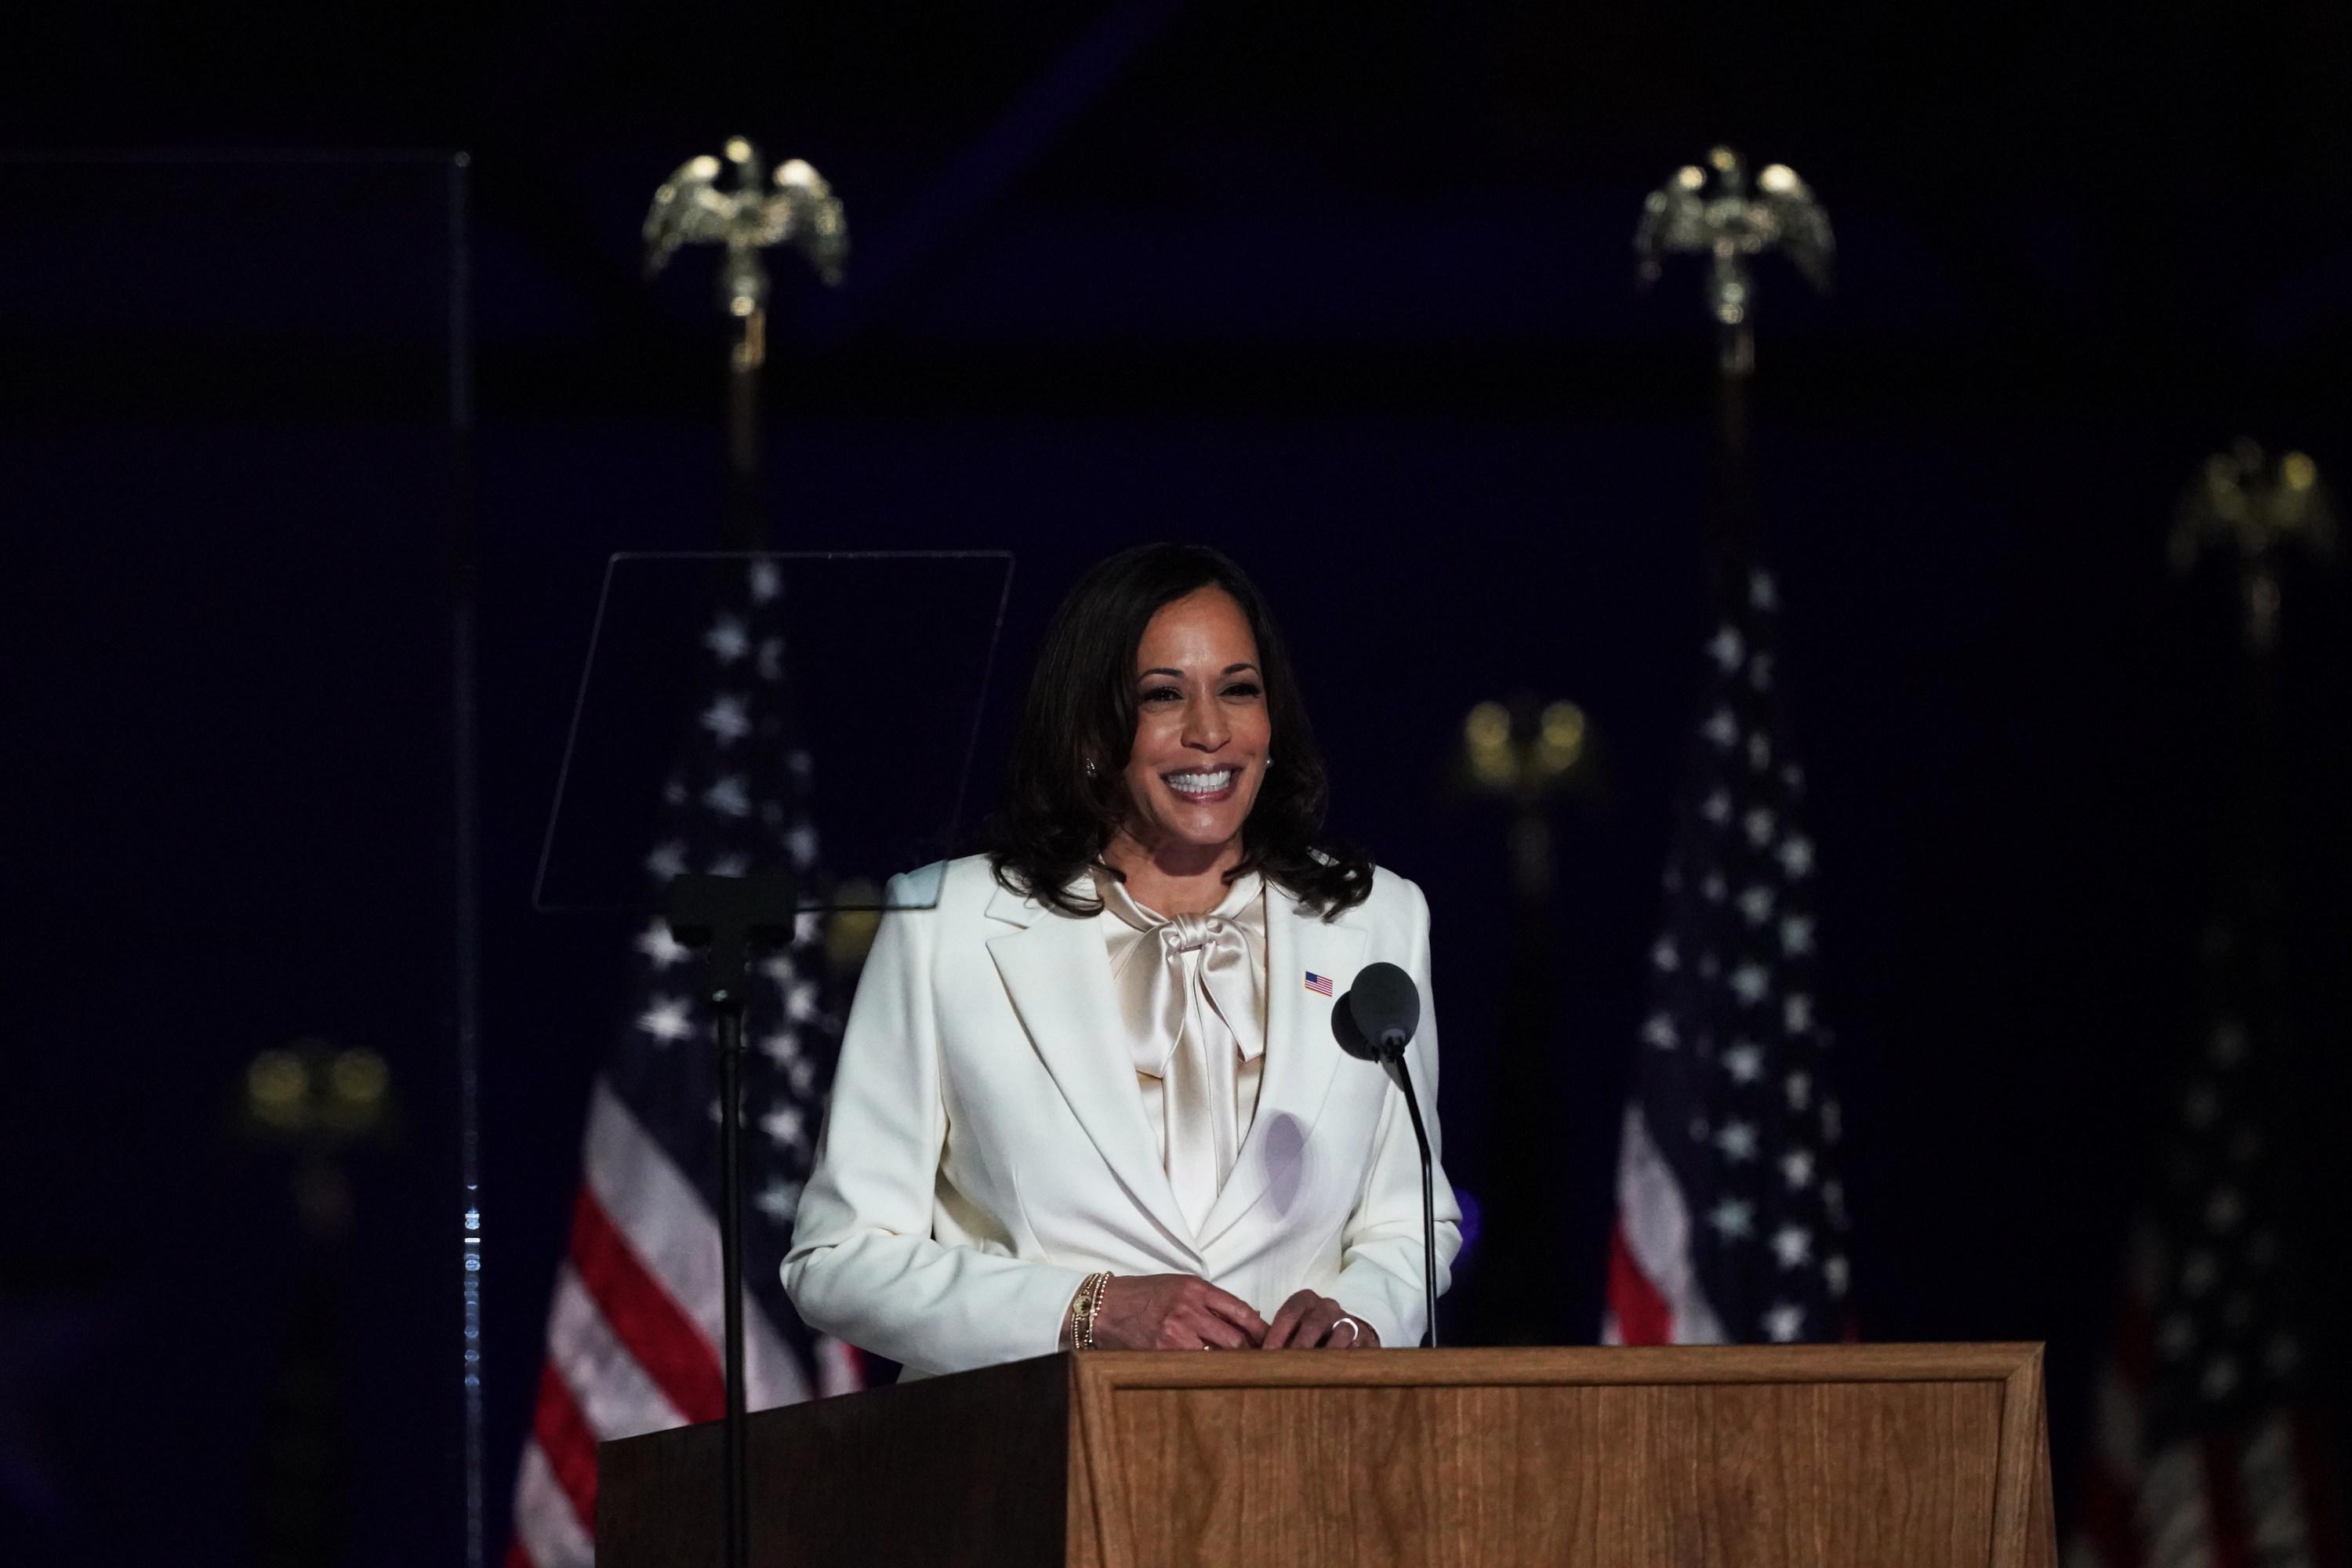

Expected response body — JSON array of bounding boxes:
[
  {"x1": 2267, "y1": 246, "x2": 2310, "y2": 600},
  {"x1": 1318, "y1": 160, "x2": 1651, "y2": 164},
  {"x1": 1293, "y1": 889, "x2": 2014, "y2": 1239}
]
[{"x1": 562, "y1": 1189, "x2": 721, "y2": 1425}]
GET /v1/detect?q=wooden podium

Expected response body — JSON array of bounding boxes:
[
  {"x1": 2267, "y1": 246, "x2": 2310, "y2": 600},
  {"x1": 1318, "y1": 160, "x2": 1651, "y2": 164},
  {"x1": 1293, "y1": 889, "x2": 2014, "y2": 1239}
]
[{"x1": 601, "y1": 1344, "x2": 2058, "y2": 1567}]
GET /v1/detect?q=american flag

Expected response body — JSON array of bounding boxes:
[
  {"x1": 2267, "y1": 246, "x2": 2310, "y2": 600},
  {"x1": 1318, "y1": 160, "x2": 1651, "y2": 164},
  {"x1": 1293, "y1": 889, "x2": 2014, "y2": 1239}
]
[
  {"x1": 507, "y1": 558, "x2": 863, "y2": 1568},
  {"x1": 1305, "y1": 971, "x2": 1334, "y2": 997},
  {"x1": 2071, "y1": 826, "x2": 2340, "y2": 1563},
  {"x1": 1604, "y1": 546, "x2": 1852, "y2": 1346}
]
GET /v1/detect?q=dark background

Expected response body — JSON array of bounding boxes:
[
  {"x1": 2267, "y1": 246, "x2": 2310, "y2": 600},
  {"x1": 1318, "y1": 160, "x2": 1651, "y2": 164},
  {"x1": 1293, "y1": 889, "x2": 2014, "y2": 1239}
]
[{"x1": 3, "y1": 1, "x2": 2350, "y2": 1563}]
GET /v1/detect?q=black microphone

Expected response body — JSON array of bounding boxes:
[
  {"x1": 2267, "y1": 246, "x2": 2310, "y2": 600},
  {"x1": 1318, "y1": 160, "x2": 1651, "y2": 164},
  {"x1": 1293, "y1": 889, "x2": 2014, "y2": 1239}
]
[{"x1": 1332, "y1": 962, "x2": 1440, "y2": 1348}]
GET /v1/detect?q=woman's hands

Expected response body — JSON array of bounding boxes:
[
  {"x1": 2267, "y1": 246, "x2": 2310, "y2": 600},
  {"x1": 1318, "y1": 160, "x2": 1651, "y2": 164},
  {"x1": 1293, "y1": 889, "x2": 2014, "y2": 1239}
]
[
  {"x1": 1073, "y1": 1276, "x2": 1378, "y2": 1350},
  {"x1": 1263, "y1": 1289, "x2": 1381, "y2": 1349},
  {"x1": 1087, "y1": 1273, "x2": 1269, "y2": 1350}
]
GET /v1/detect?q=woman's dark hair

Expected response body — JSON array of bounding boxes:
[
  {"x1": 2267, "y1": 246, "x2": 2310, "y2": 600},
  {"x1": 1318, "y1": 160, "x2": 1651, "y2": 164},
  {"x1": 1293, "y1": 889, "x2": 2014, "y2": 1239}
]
[{"x1": 985, "y1": 543, "x2": 1373, "y2": 917}]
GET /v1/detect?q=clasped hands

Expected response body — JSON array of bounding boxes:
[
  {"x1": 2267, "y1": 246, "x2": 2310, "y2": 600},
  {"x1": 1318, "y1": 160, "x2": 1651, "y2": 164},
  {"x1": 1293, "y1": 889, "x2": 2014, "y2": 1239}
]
[{"x1": 1075, "y1": 1273, "x2": 1380, "y2": 1351}]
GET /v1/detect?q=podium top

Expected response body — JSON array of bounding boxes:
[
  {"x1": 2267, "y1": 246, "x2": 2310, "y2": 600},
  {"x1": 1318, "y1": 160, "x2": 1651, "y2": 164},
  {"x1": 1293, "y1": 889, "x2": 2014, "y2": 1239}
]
[{"x1": 599, "y1": 1343, "x2": 2056, "y2": 1568}]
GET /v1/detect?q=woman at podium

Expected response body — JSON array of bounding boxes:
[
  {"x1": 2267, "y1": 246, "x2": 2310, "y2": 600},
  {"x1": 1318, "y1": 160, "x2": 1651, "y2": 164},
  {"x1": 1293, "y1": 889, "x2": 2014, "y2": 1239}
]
[{"x1": 785, "y1": 543, "x2": 1461, "y2": 1377}]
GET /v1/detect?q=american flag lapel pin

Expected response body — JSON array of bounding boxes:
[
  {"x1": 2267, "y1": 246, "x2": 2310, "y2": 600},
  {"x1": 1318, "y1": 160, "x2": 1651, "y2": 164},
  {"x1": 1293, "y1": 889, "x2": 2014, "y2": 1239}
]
[{"x1": 1304, "y1": 971, "x2": 1334, "y2": 996}]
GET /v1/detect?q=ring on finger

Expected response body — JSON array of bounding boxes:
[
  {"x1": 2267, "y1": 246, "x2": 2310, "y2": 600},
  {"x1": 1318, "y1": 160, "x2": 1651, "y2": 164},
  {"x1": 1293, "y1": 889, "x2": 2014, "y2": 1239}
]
[{"x1": 1330, "y1": 1316, "x2": 1362, "y2": 1346}]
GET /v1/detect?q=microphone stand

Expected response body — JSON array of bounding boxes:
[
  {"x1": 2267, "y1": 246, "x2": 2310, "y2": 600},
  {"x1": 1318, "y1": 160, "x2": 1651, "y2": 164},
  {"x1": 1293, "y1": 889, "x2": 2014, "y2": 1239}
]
[
  {"x1": 661, "y1": 873, "x2": 797, "y2": 1568},
  {"x1": 1380, "y1": 1054, "x2": 1439, "y2": 1349}
]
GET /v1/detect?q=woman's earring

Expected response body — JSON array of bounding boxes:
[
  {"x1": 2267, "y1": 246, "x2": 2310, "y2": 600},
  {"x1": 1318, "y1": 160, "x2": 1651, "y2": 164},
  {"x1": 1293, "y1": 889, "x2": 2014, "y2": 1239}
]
[{"x1": 1083, "y1": 758, "x2": 1098, "y2": 779}]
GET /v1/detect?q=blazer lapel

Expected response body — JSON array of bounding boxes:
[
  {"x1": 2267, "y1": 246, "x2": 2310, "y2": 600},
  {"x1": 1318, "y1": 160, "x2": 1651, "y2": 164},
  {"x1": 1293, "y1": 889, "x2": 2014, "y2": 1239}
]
[
  {"x1": 984, "y1": 882, "x2": 1201, "y2": 1259},
  {"x1": 1193, "y1": 888, "x2": 1368, "y2": 1249}
]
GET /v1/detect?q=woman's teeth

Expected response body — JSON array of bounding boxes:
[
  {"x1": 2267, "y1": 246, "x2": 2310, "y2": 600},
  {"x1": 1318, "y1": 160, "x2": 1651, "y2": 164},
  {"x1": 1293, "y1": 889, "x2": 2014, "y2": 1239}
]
[{"x1": 1165, "y1": 768, "x2": 1236, "y2": 797}]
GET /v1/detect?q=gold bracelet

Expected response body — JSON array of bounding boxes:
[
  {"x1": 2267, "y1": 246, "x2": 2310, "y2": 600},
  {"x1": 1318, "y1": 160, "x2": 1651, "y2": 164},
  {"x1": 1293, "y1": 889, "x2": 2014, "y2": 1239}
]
[{"x1": 1073, "y1": 1270, "x2": 1112, "y2": 1352}]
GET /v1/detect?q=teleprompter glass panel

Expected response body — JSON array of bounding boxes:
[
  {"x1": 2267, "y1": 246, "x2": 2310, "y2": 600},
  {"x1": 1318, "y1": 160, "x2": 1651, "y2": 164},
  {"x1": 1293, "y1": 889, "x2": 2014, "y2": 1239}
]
[{"x1": 535, "y1": 550, "x2": 1015, "y2": 915}]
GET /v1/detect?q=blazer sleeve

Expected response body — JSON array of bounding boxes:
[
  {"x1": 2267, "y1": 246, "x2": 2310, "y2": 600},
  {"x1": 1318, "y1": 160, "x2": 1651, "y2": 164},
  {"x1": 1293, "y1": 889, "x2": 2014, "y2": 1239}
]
[
  {"x1": 1328, "y1": 875, "x2": 1465, "y2": 1348},
  {"x1": 782, "y1": 872, "x2": 1089, "y2": 1377}
]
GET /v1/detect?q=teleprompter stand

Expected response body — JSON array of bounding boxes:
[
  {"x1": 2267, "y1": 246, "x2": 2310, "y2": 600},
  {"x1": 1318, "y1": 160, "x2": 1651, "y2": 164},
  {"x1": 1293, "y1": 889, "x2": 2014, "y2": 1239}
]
[{"x1": 659, "y1": 872, "x2": 797, "y2": 1568}]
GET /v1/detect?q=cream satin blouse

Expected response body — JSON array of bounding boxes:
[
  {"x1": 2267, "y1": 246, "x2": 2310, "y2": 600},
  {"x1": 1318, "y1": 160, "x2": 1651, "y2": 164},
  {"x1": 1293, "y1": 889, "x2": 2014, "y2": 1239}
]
[{"x1": 1091, "y1": 868, "x2": 1269, "y2": 1238}]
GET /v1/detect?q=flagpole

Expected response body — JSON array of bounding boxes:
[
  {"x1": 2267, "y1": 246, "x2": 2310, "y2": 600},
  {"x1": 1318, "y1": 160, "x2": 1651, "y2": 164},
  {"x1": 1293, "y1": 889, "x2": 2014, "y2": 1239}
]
[
  {"x1": 644, "y1": 138, "x2": 847, "y2": 1568},
  {"x1": 725, "y1": 292, "x2": 764, "y2": 550}
]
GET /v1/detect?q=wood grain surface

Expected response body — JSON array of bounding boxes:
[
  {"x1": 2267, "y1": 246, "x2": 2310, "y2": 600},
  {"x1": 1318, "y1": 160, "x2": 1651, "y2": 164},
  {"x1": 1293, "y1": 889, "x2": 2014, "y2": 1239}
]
[{"x1": 599, "y1": 1343, "x2": 2056, "y2": 1568}]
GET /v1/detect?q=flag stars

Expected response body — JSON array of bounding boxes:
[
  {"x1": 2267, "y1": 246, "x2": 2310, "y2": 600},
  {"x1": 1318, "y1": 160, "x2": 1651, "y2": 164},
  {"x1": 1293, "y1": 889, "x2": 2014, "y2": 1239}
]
[
  {"x1": 637, "y1": 996, "x2": 694, "y2": 1044},
  {"x1": 647, "y1": 840, "x2": 688, "y2": 880},
  {"x1": 1715, "y1": 1121, "x2": 1759, "y2": 1161},
  {"x1": 1777, "y1": 837, "x2": 1815, "y2": 877},
  {"x1": 1784, "y1": 994, "x2": 1814, "y2": 1035},
  {"x1": 2265, "y1": 1333, "x2": 2302, "y2": 1374},
  {"x1": 1722, "y1": 1043, "x2": 1764, "y2": 1083},
  {"x1": 1708, "y1": 625, "x2": 1745, "y2": 672},
  {"x1": 1745, "y1": 734, "x2": 1773, "y2": 771},
  {"x1": 1703, "y1": 708, "x2": 1738, "y2": 747},
  {"x1": 1762, "y1": 1302, "x2": 1806, "y2": 1341},
  {"x1": 700, "y1": 694, "x2": 751, "y2": 746},
  {"x1": 760, "y1": 1102, "x2": 808, "y2": 1152},
  {"x1": 2158, "y1": 1313, "x2": 2195, "y2": 1360},
  {"x1": 1820, "y1": 1099, "x2": 1842, "y2": 1143},
  {"x1": 2201, "y1": 1356, "x2": 2239, "y2": 1402},
  {"x1": 789, "y1": 822, "x2": 820, "y2": 869},
  {"x1": 1743, "y1": 807, "x2": 1777, "y2": 846},
  {"x1": 1749, "y1": 570, "x2": 1779, "y2": 610},
  {"x1": 1779, "y1": 914, "x2": 1815, "y2": 956},
  {"x1": 637, "y1": 920, "x2": 691, "y2": 969},
  {"x1": 784, "y1": 978, "x2": 822, "y2": 1024},
  {"x1": 1824, "y1": 1256, "x2": 1849, "y2": 1298},
  {"x1": 703, "y1": 615, "x2": 750, "y2": 662},
  {"x1": 757, "y1": 637, "x2": 786, "y2": 682},
  {"x1": 1651, "y1": 937, "x2": 1680, "y2": 972},
  {"x1": 1779, "y1": 1148, "x2": 1814, "y2": 1189},
  {"x1": 1643, "y1": 1014, "x2": 1680, "y2": 1050},
  {"x1": 1770, "y1": 1225, "x2": 1813, "y2": 1269},
  {"x1": 702, "y1": 774, "x2": 751, "y2": 817},
  {"x1": 708, "y1": 851, "x2": 750, "y2": 877},
  {"x1": 1701, "y1": 789, "x2": 1732, "y2": 825},
  {"x1": 1748, "y1": 653, "x2": 1774, "y2": 691},
  {"x1": 759, "y1": 1029, "x2": 802, "y2": 1069},
  {"x1": 750, "y1": 559, "x2": 782, "y2": 604},
  {"x1": 1730, "y1": 964, "x2": 1770, "y2": 1004},
  {"x1": 1708, "y1": 1197, "x2": 1755, "y2": 1240},
  {"x1": 1702, "y1": 874, "x2": 1728, "y2": 904},
  {"x1": 1737, "y1": 885, "x2": 1775, "y2": 925},
  {"x1": 1785, "y1": 1072, "x2": 1813, "y2": 1111}
]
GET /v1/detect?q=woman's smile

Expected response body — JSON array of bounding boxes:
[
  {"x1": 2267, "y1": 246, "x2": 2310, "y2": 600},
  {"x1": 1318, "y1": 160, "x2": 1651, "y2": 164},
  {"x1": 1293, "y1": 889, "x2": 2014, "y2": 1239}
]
[{"x1": 1163, "y1": 766, "x2": 1240, "y2": 803}]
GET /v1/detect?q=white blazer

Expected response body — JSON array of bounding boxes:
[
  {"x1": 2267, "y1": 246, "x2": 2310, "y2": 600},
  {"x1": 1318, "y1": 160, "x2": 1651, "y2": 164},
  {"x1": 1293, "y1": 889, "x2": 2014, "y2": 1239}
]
[{"x1": 783, "y1": 854, "x2": 1462, "y2": 1377}]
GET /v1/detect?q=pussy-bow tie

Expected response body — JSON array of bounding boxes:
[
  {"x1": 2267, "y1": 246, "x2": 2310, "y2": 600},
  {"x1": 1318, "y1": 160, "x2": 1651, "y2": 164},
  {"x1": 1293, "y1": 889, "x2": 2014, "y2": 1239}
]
[{"x1": 1095, "y1": 869, "x2": 1267, "y2": 1234}]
